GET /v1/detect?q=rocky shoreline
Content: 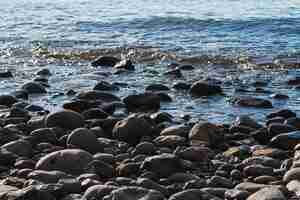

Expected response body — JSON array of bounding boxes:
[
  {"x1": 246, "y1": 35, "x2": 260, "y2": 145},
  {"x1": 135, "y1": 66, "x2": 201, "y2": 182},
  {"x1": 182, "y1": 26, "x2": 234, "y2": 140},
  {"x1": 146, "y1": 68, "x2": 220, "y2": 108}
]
[{"x1": 0, "y1": 56, "x2": 300, "y2": 199}]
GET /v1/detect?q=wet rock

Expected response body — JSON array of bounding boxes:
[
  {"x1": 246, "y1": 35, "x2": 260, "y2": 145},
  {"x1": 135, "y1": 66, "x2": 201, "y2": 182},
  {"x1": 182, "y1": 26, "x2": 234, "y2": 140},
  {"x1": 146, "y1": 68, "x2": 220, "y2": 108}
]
[
  {"x1": 63, "y1": 100, "x2": 93, "y2": 113},
  {"x1": 82, "y1": 108, "x2": 109, "y2": 120},
  {"x1": 284, "y1": 117, "x2": 300, "y2": 129},
  {"x1": 225, "y1": 189, "x2": 250, "y2": 200},
  {"x1": 270, "y1": 93, "x2": 289, "y2": 99},
  {"x1": 160, "y1": 125, "x2": 190, "y2": 137},
  {"x1": 236, "y1": 97, "x2": 273, "y2": 108},
  {"x1": 133, "y1": 142, "x2": 157, "y2": 156},
  {"x1": 233, "y1": 115, "x2": 262, "y2": 129},
  {"x1": 29, "y1": 128, "x2": 58, "y2": 145},
  {"x1": 252, "y1": 148, "x2": 287, "y2": 159},
  {"x1": 169, "y1": 189, "x2": 222, "y2": 200},
  {"x1": 243, "y1": 164, "x2": 274, "y2": 177},
  {"x1": 230, "y1": 169, "x2": 242, "y2": 181},
  {"x1": 140, "y1": 153, "x2": 183, "y2": 178},
  {"x1": 0, "y1": 95, "x2": 18, "y2": 107},
  {"x1": 154, "y1": 135, "x2": 186, "y2": 148},
  {"x1": 173, "y1": 82, "x2": 191, "y2": 90},
  {"x1": 208, "y1": 175, "x2": 234, "y2": 188},
  {"x1": 123, "y1": 93, "x2": 160, "y2": 112},
  {"x1": 190, "y1": 81, "x2": 222, "y2": 97},
  {"x1": 253, "y1": 175, "x2": 278, "y2": 184},
  {"x1": 45, "y1": 110, "x2": 84, "y2": 130},
  {"x1": 176, "y1": 146, "x2": 211, "y2": 162},
  {"x1": 146, "y1": 84, "x2": 170, "y2": 91},
  {"x1": 91, "y1": 56, "x2": 120, "y2": 67},
  {"x1": 117, "y1": 162, "x2": 140, "y2": 177},
  {"x1": 287, "y1": 77, "x2": 300, "y2": 85},
  {"x1": 270, "y1": 131, "x2": 300, "y2": 150},
  {"x1": 235, "y1": 182, "x2": 268, "y2": 193},
  {"x1": 189, "y1": 121, "x2": 223, "y2": 147},
  {"x1": 151, "y1": 112, "x2": 173, "y2": 124},
  {"x1": 0, "y1": 71, "x2": 13, "y2": 78},
  {"x1": 286, "y1": 180, "x2": 300, "y2": 196},
  {"x1": 246, "y1": 187, "x2": 286, "y2": 200},
  {"x1": 67, "y1": 128, "x2": 103, "y2": 154},
  {"x1": 1, "y1": 139, "x2": 32, "y2": 157},
  {"x1": 112, "y1": 114, "x2": 156, "y2": 144},
  {"x1": 85, "y1": 160, "x2": 115, "y2": 179},
  {"x1": 77, "y1": 90, "x2": 121, "y2": 102},
  {"x1": 268, "y1": 123, "x2": 296, "y2": 137},
  {"x1": 114, "y1": 59, "x2": 135, "y2": 70},
  {"x1": 22, "y1": 81, "x2": 47, "y2": 94},
  {"x1": 35, "y1": 149, "x2": 93, "y2": 175},
  {"x1": 82, "y1": 184, "x2": 118, "y2": 200},
  {"x1": 36, "y1": 68, "x2": 52, "y2": 76},
  {"x1": 241, "y1": 156, "x2": 281, "y2": 169},
  {"x1": 11, "y1": 90, "x2": 29, "y2": 100},
  {"x1": 3, "y1": 185, "x2": 56, "y2": 200},
  {"x1": 136, "y1": 178, "x2": 168, "y2": 196},
  {"x1": 155, "y1": 92, "x2": 172, "y2": 102},
  {"x1": 28, "y1": 170, "x2": 67, "y2": 183},
  {"x1": 104, "y1": 186, "x2": 164, "y2": 200},
  {"x1": 267, "y1": 109, "x2": 296, "y2": 119},
  {"x1": 94, "y1": 81, "x2": 119, "y2": 91},
  {"x1": 179, "y1": 65, "x2": 195, "y2": 70},
  {"x1": 164, "y1": 68, "x2": 182, "y2": 78},
  {"x1": 283, "y1": 168, "x2": 300, "y2": 183},
  {"x1": 266, "y1": 117, "x2": 285, "y2": 126}
]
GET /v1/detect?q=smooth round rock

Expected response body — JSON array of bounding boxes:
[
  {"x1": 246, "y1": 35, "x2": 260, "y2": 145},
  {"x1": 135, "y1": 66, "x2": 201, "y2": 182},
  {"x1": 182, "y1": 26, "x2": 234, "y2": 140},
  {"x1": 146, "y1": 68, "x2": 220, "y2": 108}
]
[
  {"x1": 35, "y1": 149, "x2": 93, "y2": 175},
  {"x1": 21, "y1": 82, "x2": 47, "y2": 94},
  {"x1": 1, "y1": 139, "x2": 32, "y2": 157},
  {"x1": 45, "y1": 110, "x2": 84, "y2": 130}
]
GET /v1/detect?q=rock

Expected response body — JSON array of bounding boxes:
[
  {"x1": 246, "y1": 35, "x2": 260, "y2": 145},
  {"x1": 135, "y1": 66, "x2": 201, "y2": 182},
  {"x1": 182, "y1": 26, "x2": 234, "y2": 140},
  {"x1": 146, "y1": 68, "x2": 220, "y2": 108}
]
[
  {"x1": 22, "y1": 82, "x2": 47, "y2": 94},
  {"x1": 28, "y1": 170, "x2": 67, "y2": 183},
  {"x1": 176, "y1": 146, "x2": 211, "y2": 162},
  {"x1": 91, "y1": 56, "x2": 120, "y2": 67},
  {"x1": 254, "y1": 176, "x2": 278, "y2": 184},
  {"x1": 2, "y1": 185, "x2": 56, "y2": 200},
  {"x1": 268, "y1": 123, "x2": 296, "y2": 137},
  {"x1": 1, "y1": 139, "x2": 32, "y2": 157},
  {"x1": 287, "y1": 77, "x2": 300, "y2": 85},
  {"x1": 67, "y1": 128, "x2": 103, "y2": 154},
  {"x1": 93, "y1": 153, "x2": 115, "y2": 165},
  {"x1": 267, "y1": 109, "x2": 296, "y2": 119},
  {"x1": 189, "y1": 121, "x2": 223, "y2": 147},
  {"x1": 82, "y1": 185, "x2": 118, "y2": 200},
  {"x1": 140, "y1": 153, "x2": 183, "y2": 178},
  {"x1": 155, "y1": 92, "x2": 172, "y2": 102},
  {"x1": 208, "y1": 176, "x2": 234, "y2": 188},
  {"x1": 85, "y1": 160, "x2": 115, "y2": 179},
  {"x1": 270, "y1": 131, "x2": 300, "y2": 150},
  {"x1": 246, "y1": 187, "x2": 286, "y2": 200},
  {"x1": 154, "y1": 135, "x2": 186, "y2": 148},
  {"x1": 243, "y1": 164, "x2": 274, "y2": 177},
  {"x1": 287, "y1": 180, "x2": 300, "y2": 196},
  {"x1": 284, "y1": 117, "x2": 300, "y2": 129},
  {"x1": 117, "y1": 162, "x2": 140, "y2": 177},
  {"x1": 0, "y1": 71, "x2": 13, "y2": 78},
  {"x1": 225, "y1": 189, "x2": 250, "y2": 200},
  {"x1": 160, "y1": 125, "x2": 190, "y2": 137},
  {"x1": 270, "y1": 93, "x2": 289, "y2": 99},
  {"x1": 133, "y1": 142, "x2": 157, "y2": 156},
  {"x1": 45, "y1": 110, "x2": 84, "y2": 130},
  {"x1": 179, "y1": 65, "x2": 195, "y2": 70},
  {"x1": 146, "y1": 84, "x2": 170, "y2": 91},
  {"x1": 235, "y1": 182, "x2": 268, "y2": 193},
  {"x1": 137, "y1": 178, "x2": 168, "y2": 196},
  {"x1": 112, "y1": 114, "x2": 156, "y2": 144},
  {"x1": 169, "y1": 189, "x2": 222, "y2": 200},
  {"x1": 11, "y1": 90, "x2": 29, "y2": 100},
  {"x1": 63, "y1": 100, "x2": 93, "y2": 113},
  {"x1": 201, "y1": 187, "x2": 227, "y2": 199},
  {"x1": 189, "y1": 81, "x2": 222, "y2": 97},
  {"x1": 164, "y1": 68, "x2": 182, "y2": 78},
  {"x1": 82, "y1": 108, "x2": 109, "y2": 120},
  {"x1": 77, "y1": 90, "x2": 121, "y2": 102},
  {"x1": 0, "y1": 95, "x2": 17, "y2": 107},
  {"x1": 104, "y1": 186, "x2": 164, "y2": 200},
  {"x1": 36, "y1": 68, "x2": 52, "y2": 76},
  {"x1": 283, "y1": 168, "x2": 300, "y2": 183},
  {"x1": 173, "y1": 82, "x2": 191, "y2": 90},
  {"x1": 233, "y1": 115, "x2": 262, "y2": 129},
  {"x1": 150, "y1": 112, "x2": 173, "y2": 124},
  {"x1": 252, "y1": 148, "x2": 287, "y2": 158},
  {"x1": 35, "y1": 149, "x2": 93, "y2": 175},
  {"x1": 114, "y1": 59, "x2": 135, "y2": 70},
  {"x1": 29, "y1": 128, "x2": 58, "y2": 145},
  {"x1": 266, "y1": 117, "x2": 285, "y2": 126},
  {"x1": 241, "y1": 156, "x2": 281, "y2": 169},
  {"x1": 236, "y1": 97, "x2": 273, "y2": 108},
  {"x1": 94, "y1": 81, "x2": 119, "y2": 91},
  {"x1": 123, "y1": 93, "x2": 160, "y2": 112}
]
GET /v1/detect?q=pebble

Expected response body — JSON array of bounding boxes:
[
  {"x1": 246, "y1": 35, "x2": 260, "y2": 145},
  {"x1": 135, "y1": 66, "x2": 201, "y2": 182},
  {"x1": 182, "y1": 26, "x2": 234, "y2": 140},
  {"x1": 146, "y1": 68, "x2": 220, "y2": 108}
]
[{"x1": 45, "y1": 110, "x2": 85, "y2": 130}]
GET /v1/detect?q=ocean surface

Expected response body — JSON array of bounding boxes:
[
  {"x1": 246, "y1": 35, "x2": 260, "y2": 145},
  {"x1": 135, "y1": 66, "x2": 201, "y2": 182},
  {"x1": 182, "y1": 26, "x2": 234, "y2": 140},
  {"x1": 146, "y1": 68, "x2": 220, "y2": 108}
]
[{"x1": 1, "y1": 0, "x2": 300, "y2": 123}]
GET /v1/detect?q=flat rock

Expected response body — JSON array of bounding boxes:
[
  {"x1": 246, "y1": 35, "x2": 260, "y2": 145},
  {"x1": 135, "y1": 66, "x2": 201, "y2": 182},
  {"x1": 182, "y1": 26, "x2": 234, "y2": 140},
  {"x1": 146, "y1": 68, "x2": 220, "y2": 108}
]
[
  {"x1": 189, "y1": 81, "x2": 222, "y2": 97},
  {"x1": 123, "y1": 93, "x2": 160, "y2": 112},
  {"x1": 35, "y1": 149, "x2": 93, "y2": 175},
  {"x1": 1, "y1": 139, "x2": 32, "y2": 157},
  {"x1": 236, "y1": 97, "x2": 273, "y2": 108},
  {"x1": 91, "y1": 56, "x2": 120, "y2": 67},
  {"x1": 77, "y1": 90, "x2": 121, "y2": 102}
]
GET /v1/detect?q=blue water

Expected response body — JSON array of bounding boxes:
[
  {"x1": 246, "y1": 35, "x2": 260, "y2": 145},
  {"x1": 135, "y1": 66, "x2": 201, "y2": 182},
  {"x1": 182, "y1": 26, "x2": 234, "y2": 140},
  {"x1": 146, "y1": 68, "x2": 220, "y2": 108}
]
[
  {"x1": 1, "y1": 0, "x2": 300, "y2": 123},
  {"x1": 1, "y1": 0, "x2": 300, "y2": 56}
]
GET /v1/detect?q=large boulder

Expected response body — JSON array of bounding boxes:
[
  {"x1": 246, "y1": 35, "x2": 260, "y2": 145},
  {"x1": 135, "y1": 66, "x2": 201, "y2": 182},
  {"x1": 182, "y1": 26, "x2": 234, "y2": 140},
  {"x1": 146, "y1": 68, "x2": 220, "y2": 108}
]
[
  {"x1": 112, "y1": 114, "x2": 157, "y2": 144},
  {"x1": 45, "y1": 110, "x2": 84, "y2": 130},
  {"x1": 35, "y1": 149, "x2": 93, "y2": 175},
  {"x1": 67, "y1": 128, "x2": 103, "y2": 154},
  {"x1": 140, "y1": 153, "x2": 183, "y2": 178},
  {"x1": 189, "y1": 81, "x2": 222, "y2": 97}
]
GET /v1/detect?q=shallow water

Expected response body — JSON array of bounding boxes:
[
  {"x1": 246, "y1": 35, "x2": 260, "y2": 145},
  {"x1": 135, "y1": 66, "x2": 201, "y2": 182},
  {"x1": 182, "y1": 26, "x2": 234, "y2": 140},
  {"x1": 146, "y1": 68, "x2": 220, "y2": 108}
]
[{"x1": 1, "y1": 0, "x2": 300, "y2": 123}]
